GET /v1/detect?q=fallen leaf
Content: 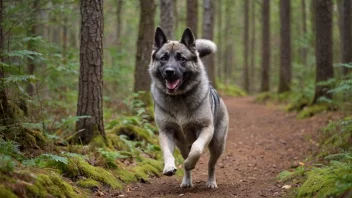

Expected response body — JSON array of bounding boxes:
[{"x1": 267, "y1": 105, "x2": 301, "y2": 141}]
[
  {"x1": 298, "y1": 162, "x2": 305, "y2": 166},
  {"x1": 282, "y1": 185, "x2": 291, "y2": 190}
]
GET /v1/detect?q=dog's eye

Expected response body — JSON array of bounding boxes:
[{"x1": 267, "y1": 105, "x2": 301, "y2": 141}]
[
  {"x1": 160, "y1": 56, "x2": 168, "y2": 62},
  {"x1": 177, "y1": 56, "x2": 187, "y2": 62}
]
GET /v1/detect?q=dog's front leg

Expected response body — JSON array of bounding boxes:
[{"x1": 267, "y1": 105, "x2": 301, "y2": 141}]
[
  {"x1": 183, "y1": 125, "x2": 214, "y2": 171},
  {"x1": 159, "y1": 131, "x2": 177, "y2": 176}
]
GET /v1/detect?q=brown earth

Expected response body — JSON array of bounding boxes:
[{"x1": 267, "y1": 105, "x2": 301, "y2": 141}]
[{"x1": 116, "y1": 97, "x2": 340, "y2": 198}]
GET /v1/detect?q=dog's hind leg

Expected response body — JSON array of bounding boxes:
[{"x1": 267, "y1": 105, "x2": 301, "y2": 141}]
[
  {"x1": 159, "y1": 131, "x2": 177, "y2": 176},
  {"x1": 207, "y1": 138, "x2": 224, "y2": 188},
  {"x1": 207, "y1": 126, "x2": 227, "y2": 189}
]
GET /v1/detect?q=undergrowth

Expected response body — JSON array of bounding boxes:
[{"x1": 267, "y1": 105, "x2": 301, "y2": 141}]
[
  {"x1": 277, "y1": 117, "x2": 352, "y2": 197},
  {"x1": 0, "y1": 92, "x2": 182, "y2": 197}
]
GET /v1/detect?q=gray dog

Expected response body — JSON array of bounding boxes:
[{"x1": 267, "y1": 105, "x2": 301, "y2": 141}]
[{"x1": 149, "y1": 27, "x2": 229, "y2": 189}]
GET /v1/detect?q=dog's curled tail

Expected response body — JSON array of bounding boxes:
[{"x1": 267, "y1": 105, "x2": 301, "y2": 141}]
[{"x1": 195, "y1": 39, "x2": 217, "y2": 58}]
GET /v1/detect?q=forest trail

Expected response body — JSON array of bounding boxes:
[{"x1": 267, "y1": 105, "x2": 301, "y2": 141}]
[{"x1": 121, "y1": 96, "x2": 336, "y2": 198}]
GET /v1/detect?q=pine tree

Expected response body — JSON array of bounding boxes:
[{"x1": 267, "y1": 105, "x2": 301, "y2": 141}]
[{"x1": 76, "y1": 0, "x2": 105, "y2": 144}]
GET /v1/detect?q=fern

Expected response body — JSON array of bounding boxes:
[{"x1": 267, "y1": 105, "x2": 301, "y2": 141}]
[
  {"x1": 0, "y1": 154, "x2": 16, "y2": 172},
  {"x1": 0, "y1": 139, "x2": 24, "y2": 160},
  {"x1": 4, "y1": 50, "x2": 43, "y2": 60},
  {"x1": 4, "y1": 75, "x2": 38, "y2": 85},
  {"x1": 23, "y1": 153, "x2": 68, "y2": 167}
]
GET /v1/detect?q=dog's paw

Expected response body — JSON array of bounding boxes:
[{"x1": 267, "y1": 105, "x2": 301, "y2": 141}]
[
  {"x1": 180, "y1": 181, "x2": 193, "y2": 188},
  {"x1": 163, "y1": 165, "x2": 177, "y2": 176},
  {"x1": 206, "y1": 181, "x2": 217, "y2": 189}
]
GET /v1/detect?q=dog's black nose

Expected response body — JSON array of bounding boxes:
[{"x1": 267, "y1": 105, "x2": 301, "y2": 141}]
[{"x1": 165, "y1": 68, "x2": 175, "y2": 77}]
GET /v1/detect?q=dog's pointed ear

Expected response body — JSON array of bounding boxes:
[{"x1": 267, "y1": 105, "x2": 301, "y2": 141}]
[
  {"x1": 180, "y1": 27, "x2": 196, "y2": 50},
  {"x1": 154, "y1": 27, "x2": 168, "y2": 50}
]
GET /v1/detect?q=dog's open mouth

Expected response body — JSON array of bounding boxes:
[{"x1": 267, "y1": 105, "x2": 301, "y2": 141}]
[{"x1": 166, "y1": 79, "x2": 181, "y2": 92}]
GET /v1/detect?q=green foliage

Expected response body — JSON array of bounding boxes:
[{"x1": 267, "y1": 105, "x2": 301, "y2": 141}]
[
  {"x1": 4, "y1": 50, "x2": 43, "y2": 60},
  {"x1": 77, "y1": 178, "x2": 101, "y2": 188},
  {"x1": 23, "y1": 154, "x2": 68, "y2": 168},
  {"x1": 0, "y1": 155, "x2": 16, "y2": 172},
  {"x1": 97, "y1": 148, "x2": 131, "y2": 168},
  {"x1": 27, "y1": 173, "x2": 81, "y2": 198},
  {"x1": 296, "y1": 104, "x2": 330, "y2": 119},
  {"x1": 277, "y1": 166, "x2": 305, "y2": 182},
  {"x1": 0, "y1": 139, "x2": 24, "y2": 160},
  {"x1": 319, "y1": 117, "x2": 352, "y2": 157},
  {"x1": 0, "y1": 185, "x2": 17, "y2": 198},
  {"x1": 217, "y1": 82, "x2": 247, "y2": 97},
  {"x1": 297, "y1": 160, "x2": 352, "y2": 198},
  {"x1": 278, "y1": 117, "x2": 352, "y2": 197}
]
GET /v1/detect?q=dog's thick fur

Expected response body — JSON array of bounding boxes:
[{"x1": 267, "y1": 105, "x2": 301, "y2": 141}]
[{"x1": 149, "y1": 27, "x2": 229, "y2": 188}]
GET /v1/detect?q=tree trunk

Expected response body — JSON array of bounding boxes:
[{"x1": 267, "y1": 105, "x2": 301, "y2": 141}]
[
  {"x1": 63, "y1": 15, "x2": 68, "y2": 64},
  {"x1": 260, "y1": 0, "x2": 271, "y2": 92},
  {"x1": 202, "y1": 0, "x2": 216, "y2": 88},
  {"x1": 186, "y1": 0, "x2": 198, "y2": 37},
  {"x1": 310, "y1": 0, "x2": 316, "y2": 49},
  {"x1": 134, "y1": 0, "x2": 156, "y2": 92},
  {"x1": 278, "y1": 0, "x2": 291, "y2": 93},
  {"x1": 243, "y1": 0, "x2": 250, "y2": 92},
  {"x1": 216, "y1": 0, "x2": 222, "y2": 82},
  {"x1": 26, "y1": 0, "x2": 40, "y2": 96},
  {"x1": 76, "y1": 0, "x2": 105, "y2": 144},
  {"x1": 224, "y1": 0, "x2": 233, "y2": 85},
  {"x1": 116, "y1": 0, "x2": 123, "y2": 45},
  {"x1": 313, "y1": 0, "x2": 333, "y2": 103},
  {"x1": 0, "y1": 0, "x2": 13, "y2": 125},
  {"x1": 301, "y1": 0, "x2": 307, "y2": 66},
  {"x1": 250, "y1": 0, "x2": 256, "y2": 92},
  {"x1": 160, "y1": 0, "x2": 174, "y2": 39},
  {"x1": 341, "y1": 0, "x2": 352, "y2": 76}
]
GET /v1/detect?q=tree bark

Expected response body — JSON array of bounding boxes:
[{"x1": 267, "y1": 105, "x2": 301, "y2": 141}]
[
  {"x1": 63, "y1": 13, "x2": 68, "y2": 64},
  {"x1": 76, "y1": 0, "x2": 105, "y2": 144},
  {"x1": 187, "y1": 0, "x2": 198, "y2": 37},
  {"x1": 250, "y1": 0, "x2": 256, "y2": 92},
  {"x1": 134, "y1": 0, "x2": 156, "y2": 92},
  {"x1": 313, "y1": 0, "x2": 333, "y2": 103},
  {"x1": 202, "y1": 0, "x2": 216, "y2": 88},
  {"x1": 0, "y1": 0, "x2": 13, "y2": 125},
  {"x1": 224, "y1": 0, "x2": 233, "y2": 84},
  {"x1": 26, "y1": 0, "x2": 40, "y2": 96},
  {"x1": 243, "y1": 0, "x2": 250, "y2": 92},
  {"x1": 116, "y1": 0, "x2": 123, "y2": 45},
  {"x1": 160, "y1": 0, "x2": 174, "y2": 39},
  {"x1": 216, "y1": 0, "x2": 222, "y2": 82},
  {"x1": 260, "y1": 0, "x2": 271, "y2": 92},
  {"x1": 278, "y1": 0, "x2": 291, "y2": 93},
  {"x1": 301, "y1": 0, "x2": 307, "y2": 66},
  {"x1": 341, "y1": 0, "x2": 352, "y2": 75}
]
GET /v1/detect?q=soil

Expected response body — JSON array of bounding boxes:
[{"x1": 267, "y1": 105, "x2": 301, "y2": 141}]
[{"x1": 116, "y1": 97, "x2": 340, "y2": 198}]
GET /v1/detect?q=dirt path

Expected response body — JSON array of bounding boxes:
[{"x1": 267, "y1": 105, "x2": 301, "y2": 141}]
[{"x1": 122, "y1": 97, "x2": 338, "y2": 198}]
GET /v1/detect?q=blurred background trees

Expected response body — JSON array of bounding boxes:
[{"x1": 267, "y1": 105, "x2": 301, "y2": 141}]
[{"x1": 0, "y1": 0, "x2": 351, "y2": 135}]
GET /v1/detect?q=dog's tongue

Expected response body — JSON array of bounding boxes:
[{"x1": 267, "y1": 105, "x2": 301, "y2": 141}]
[{"x1": 166, "y1": 79, "x2": 180, "y2": 90}]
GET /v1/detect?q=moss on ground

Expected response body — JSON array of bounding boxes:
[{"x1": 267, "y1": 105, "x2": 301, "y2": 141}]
[
  {"x1": 26, "y1": 173, "x2": 81, "y2": 198},
  {"x1": 217, "y1": 82, "x2": 247, "y2": 97},
  {"x1": 3, "y1": 125, "x2": 47, "y2": 149},
  {"x1": 255, "y1": 92, "x2": 292, "y2": 104},
  {"x1": 63, "y1": 158, "x2": 123, "y2": 189},
  {"x1": 0, "y1": 185, "x2": 17, "y2": 198},
  {"x1": 77, "y1": 178, "x2": 101, "y2": 188},
  {"x1": 112, "y1": 124, "x2": 155, "y2": 144},
  {"x1": 106, "y1": 133, "x2": 129, "y2": 151},
  {"x1": 296, "y1": 104, "x2": 330, "y2": 119}
]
